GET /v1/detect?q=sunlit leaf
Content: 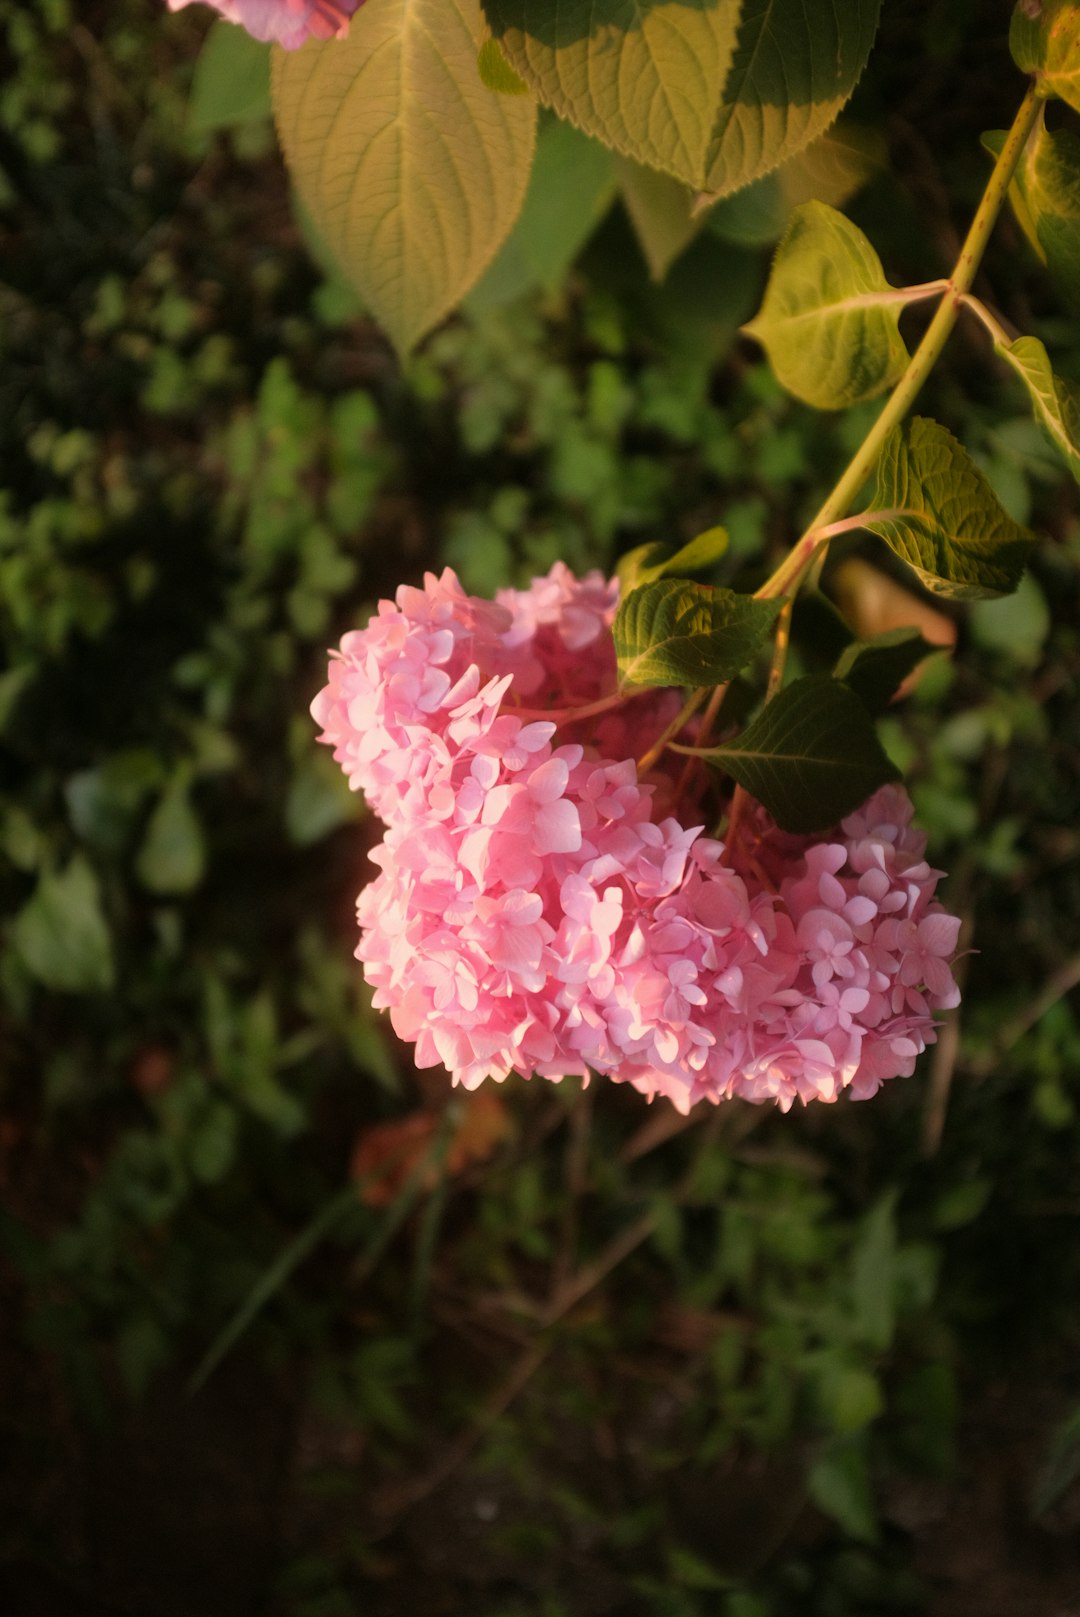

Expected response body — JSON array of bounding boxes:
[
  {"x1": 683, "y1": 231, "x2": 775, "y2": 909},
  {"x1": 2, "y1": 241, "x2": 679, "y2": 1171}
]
[
  {"x1": 12, "y1": 857, "x2": 115, "y2": 994},
  {"x1": 742, "y1": 202, "x2": 910, "y2": 409},
  {"x1": 1011, "y1": 0, "x2": 1080, "y2": 113},
  {"x1": 702, "y1": 0, "x2": 882, "y2": 197},
  {"x1": 833, "y1": 628, "x2": 938, "y2": 715},
  {"x1": 865, "y1": 418, "x2": 1035, "y2": 598},
  {"x1": 616, "y1": 157, "x2": 699, "y2": 281},
  {"x1": 468, "y1": 117, "x2": 615, "y2": 309},
  {"x1": 689, "y1": 674, "x2": 900, "y2": 833},
  {"x1": 477, "y1": 34, "x2": 529, "y2": 93},
  {"x1": 614, "y1": 580, "x2": 780, "y2": 688},
  {"x1": 274, "y1": 0, "x2": 537, "y2": 355},
  {"x1": 617, "y1": 527, "x2": 729, "y2": 592},
  {"x1": 482, "y1": 0, "x2": 745, "y2": 186},
  {"x1": 994, "y1": 331, "x2": 1080, "y2": 483},
  {"x1": 986, "y1": 112, "x2": 1080, "y2": 308}
]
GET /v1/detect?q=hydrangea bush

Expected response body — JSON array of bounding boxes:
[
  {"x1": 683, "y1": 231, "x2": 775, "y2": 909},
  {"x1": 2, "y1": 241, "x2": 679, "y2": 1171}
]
[
  {"x1": 313, "y1": 565, "x2": 961, "y2": 1113},
  {"x1": 161, "y1": 0, "x2": 1080, "y2": 1113}
]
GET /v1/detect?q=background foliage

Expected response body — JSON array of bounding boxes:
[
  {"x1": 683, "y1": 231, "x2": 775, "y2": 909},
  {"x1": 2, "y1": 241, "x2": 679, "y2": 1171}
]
[{"x1": 1, "y1": 2, "x2": 1079, "y2": 1614}]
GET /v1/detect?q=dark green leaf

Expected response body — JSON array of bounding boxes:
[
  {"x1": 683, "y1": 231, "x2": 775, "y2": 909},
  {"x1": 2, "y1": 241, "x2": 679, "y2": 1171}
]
[
  {"x1": 688, "y1": 674, "x2": 900, "y2": 833},
  {"x1": 865, "y1": 417, "x2": 1034, "y2": 598},
  {"x1": 833, "y1": 627, "x2": 938, "y2": 715},
  {"x1": 702, "y1": 0, "x2": 882, "y2": 198},
  {"x1": 11, "y1": 857, "x2": 115, "y2": 994},
  {"x1": 742, "y1": 201, "x2": 910, "y2": 409},
  {"x1": 614, "y1": 580, "x2": 781, "y2": 689}
]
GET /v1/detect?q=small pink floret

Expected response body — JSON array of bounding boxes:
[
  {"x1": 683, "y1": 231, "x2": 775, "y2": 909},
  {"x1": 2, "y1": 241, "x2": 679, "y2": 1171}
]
[
  {"x1": 313, "y1": 564, "x2": 963, "y2": 1112},
  {"x1": 167, "y1": 0, "x2": 362, "y2": 50}
]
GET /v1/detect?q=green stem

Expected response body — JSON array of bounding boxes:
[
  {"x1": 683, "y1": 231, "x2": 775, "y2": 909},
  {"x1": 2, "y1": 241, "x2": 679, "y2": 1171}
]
[{"x1": 757, "y1": 80, "x2": 1042, "y2": 602}]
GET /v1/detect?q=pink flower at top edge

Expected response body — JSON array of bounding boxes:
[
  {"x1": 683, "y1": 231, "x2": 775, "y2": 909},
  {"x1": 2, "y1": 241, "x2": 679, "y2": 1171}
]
[
  {"x1": 167, "y1": 0, "x2": 362, "y2": 50},
  {"x1": 313, "y1": 564, "x2": 963, "y2": 1114}
]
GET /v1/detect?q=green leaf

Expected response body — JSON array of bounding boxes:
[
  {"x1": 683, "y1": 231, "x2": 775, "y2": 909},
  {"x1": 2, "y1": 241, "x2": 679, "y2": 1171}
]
[
  {"x1": 701, "y1": 0, "x2": 882, "y2": 198},
  {"x1": 616, "y1": 157, "x2": 699, "y2": 282},
  {"x1": 189, "y1": 20, "x2": 271, "y2": 132},
  {"x1": 136, "y1": 779, "x2": 206, "y2": 896},
  {"x1": 1011, "y1": 0, "x2": 1080, "y2": 112},
  {"x1": 477, "y1": 34, "x2": 529, "y2": 93},
  {"x1": 285, "y1": 750, "x2": 364, "y2": 846},
  {"x1": 617, "y1": 527, "x2": 729, "y2": 592},
  {"x1": 468, "y1": 117, "x2": 615, "y2": 310},
  {"x1": 969, "y1": 572, "x2": 1051, "y2": 668},
  {"x1": 614, "y1": 580, "x2": 781, "y2": 688},
  {"x1": 865, "y1": 417, "x2": 1035, "y2": 599},
  {"x1": 986, "y1": 113, "x2": 1080, "y2": 308},
  {"x1": 1031, "y1": 1401, "x2": 1080, "y2": 1519},
  {"x1": 482, "y1": 0, "x2": 745, "y2": 187},
  {"x1": 833, "y1": 628, "x2": 938, "y2": 715},
  {"x1": 274, "y1": 0, "x2": 537, "y2": 355},
  {"x1": 817, "y1": 1364, "x2": 885, "y2": 1435},
  {"x1": 11, "y1": 857, "x2": 115, "y2": 994},
  {"x1": 807, "y1": 1439, "x2": 879, "y2": 1542},
  {"x1": 742, "y1": 201, "x2": 910, "y2": 409},
  {"x1": 850, "y1": 1190, "x2": 898, "y2": 1351},
  {"x1": 705, "y1": 121, "x2": 885, "y2": 248},
  {"x1": 691, "y1": 674, "x2": 900, "y2": 833},
  {"x1": 993, "y1": 332, "x2": 1080, "y2": 483}
]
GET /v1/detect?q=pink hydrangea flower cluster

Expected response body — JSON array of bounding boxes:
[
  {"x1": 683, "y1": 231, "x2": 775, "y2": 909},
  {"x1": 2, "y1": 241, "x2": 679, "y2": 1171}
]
[
  {"x1": 313, "y1": 564, "x2": 962, "y2": 1113},
  {"x1": 167, "y1": 0, "x2": 361, "y2": 50}
]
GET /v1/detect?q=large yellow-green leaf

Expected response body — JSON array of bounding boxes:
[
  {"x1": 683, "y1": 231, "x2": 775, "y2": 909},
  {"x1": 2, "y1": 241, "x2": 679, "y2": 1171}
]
[
  {"x1": 742, "y1": 201, "x2": 910, "y2": 410},
  {"x1": 273, "y1": 0, "x2": 537, "y2": 355},
  {"x1": 865, "y1": 418, "x2": 1034, "y2": 600},
  {"x1": 1011, "y1": 0, "x2": 1080, "y2": 113},
  {"x1": 986, "y1": 113, "x2": 1080, "y2": 309},
  {"x1": 481, "y1": 0, "x2": 745, "y2": 186},
  {"x1": 702, "y1": 0, "x2": 882, "y2": 198},
  {"x1": 615, "y1": 157, "x2": 699, "y2": 280}
]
